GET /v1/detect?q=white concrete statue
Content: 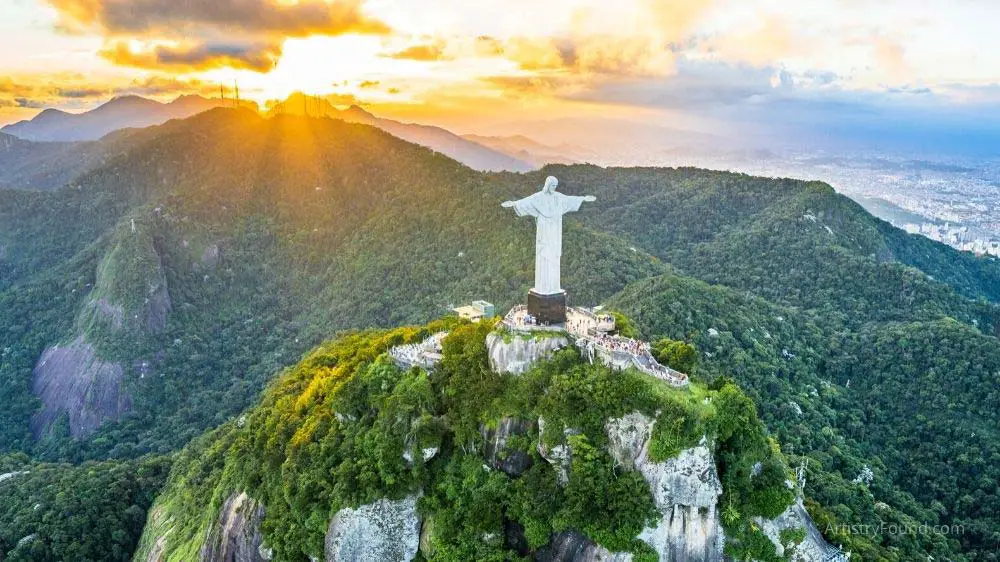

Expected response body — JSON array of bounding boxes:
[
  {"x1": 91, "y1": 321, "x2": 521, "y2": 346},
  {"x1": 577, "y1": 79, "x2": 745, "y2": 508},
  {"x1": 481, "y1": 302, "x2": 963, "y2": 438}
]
[{"x1": 502, "y1": 176, "x2": 596, "y2": 295}]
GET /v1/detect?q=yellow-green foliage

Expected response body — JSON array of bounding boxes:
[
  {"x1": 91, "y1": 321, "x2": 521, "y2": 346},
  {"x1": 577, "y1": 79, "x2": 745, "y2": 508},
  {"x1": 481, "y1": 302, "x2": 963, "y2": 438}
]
[{"x1": 138, "y1": 318, "x2": 794, "y2": 561}]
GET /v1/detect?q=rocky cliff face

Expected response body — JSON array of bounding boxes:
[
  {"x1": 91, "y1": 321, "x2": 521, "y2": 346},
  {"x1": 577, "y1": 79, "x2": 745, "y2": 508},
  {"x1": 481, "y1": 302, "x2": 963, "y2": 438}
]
[
  {"x1": 486, "y1": 332, "x2": 569, "y2": 375},
  {"x1": 200, "y1": 492, "x2": 269, "y2": 562},
  {"x1": 30, "y1": 336, "x2": 131, "y2": 439},
  {"x1": 325, "y1": 495, "x2": 420, "y2": 562},
  {"x1": 481, "y1": 417, "x2": 535, "y2": 476},
  {"x1": 755, "y1": 500, "x2": 842, "y2": 562},
  {"x1": 537, "y1": 417, "x2": 578, "y2": 485},
  {"x1": 83, "y1": 224, "x2": 172, "y2": 335},
  {"x1": 602, "y1": 412, "x2": 841, "y2": 562},
  {"x1": 136, "y1": 506, "x2": 172, "y2": 562},
  {"x1": 535, "y1": 531, "x2": 633, "y2": 562},
  {"x1": 606, "y1": 412, "x2": 724, "y2": 562}
]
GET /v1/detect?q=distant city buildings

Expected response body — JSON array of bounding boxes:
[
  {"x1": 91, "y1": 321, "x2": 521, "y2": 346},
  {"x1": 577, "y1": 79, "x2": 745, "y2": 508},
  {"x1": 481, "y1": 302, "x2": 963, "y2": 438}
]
[{"x1": 902, "y1": 222, "x2": 1000, "y2": 257}]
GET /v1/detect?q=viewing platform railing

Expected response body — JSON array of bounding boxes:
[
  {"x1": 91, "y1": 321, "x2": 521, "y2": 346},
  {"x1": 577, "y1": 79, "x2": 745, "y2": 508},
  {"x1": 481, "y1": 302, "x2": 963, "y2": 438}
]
[
  {"x1": 496, "y1": 305, "x2": 688, "y2": 387},
  {"x1": 576, "y1": 334, "x2": 689, "y2": 387}
]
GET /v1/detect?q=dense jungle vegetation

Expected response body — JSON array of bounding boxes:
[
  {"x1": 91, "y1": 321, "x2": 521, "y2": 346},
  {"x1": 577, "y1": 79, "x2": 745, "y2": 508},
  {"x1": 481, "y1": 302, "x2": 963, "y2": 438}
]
[{"x1": 0, "y1": 109, "x2": 998, "y2": 559}]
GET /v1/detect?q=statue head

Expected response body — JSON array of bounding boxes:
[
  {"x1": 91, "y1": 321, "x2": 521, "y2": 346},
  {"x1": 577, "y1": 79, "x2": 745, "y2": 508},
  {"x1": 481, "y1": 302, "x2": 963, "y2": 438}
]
[{"x1": 543, "y1": 176, "x2": 558, "y2": 194}]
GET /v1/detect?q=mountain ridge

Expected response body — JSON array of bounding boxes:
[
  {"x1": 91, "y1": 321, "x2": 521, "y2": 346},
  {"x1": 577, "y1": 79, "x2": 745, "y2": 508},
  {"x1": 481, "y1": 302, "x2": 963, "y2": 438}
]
[
  {"x1": 1, "y1": 95, "x2": 257, "y2": 142},
  {"x1": 270, "y1": 92, "x2": 535, "y2": 172},
  {"x1": 0, "y1": 109, "x2": 997, "y2": 559}
]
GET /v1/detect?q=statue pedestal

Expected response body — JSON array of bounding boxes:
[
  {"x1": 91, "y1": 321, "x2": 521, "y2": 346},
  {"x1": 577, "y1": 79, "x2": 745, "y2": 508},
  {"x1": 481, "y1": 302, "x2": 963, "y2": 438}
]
[{"x1": 528, "y1": 290, "x2": 567, "y2": 324}]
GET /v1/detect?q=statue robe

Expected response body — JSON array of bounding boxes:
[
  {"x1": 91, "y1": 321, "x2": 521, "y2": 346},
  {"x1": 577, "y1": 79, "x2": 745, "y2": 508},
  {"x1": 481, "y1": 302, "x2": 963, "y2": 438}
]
[{"x1": 508, "y1": 191, "x2": 587, "y2": 295}]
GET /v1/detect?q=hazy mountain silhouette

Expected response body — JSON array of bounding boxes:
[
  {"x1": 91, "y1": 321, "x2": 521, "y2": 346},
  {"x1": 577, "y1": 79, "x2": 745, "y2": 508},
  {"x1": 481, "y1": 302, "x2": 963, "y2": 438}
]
[
  {"x1": 271, "y1": 92, "x2": 534, "y2": 172},
  {"x1": 462, "y1": 133, "x2": 598, "y2": 167},
  {"x1": 1, "y1": 95, "x2": 256, "y2": 142}
]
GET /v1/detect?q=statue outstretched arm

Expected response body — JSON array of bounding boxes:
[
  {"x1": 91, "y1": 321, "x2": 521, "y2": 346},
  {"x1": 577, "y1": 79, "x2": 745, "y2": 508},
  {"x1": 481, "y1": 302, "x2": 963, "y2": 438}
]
[
  {"x1": 584, "y1": 196, "x2": 596, "y2": 202},
  {"x1": 502, "y1": 193, "x2": 541, "y2": 217}
]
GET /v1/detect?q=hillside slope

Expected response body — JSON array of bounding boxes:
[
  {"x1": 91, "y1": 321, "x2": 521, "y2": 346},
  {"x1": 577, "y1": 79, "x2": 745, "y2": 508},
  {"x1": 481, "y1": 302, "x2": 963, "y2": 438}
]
[
  {"x1": 134, "y1": 320, "x2": 818, "y2": 562},
  {"x1": 505, "y1": 165, "x2": 1000, "y2": 326},
  {"x1": 1, "y1": 110, "x2": 998, "y2": 559},
  {"x1": 0, "y1": 109, "x2": 663, "y2": 459}
]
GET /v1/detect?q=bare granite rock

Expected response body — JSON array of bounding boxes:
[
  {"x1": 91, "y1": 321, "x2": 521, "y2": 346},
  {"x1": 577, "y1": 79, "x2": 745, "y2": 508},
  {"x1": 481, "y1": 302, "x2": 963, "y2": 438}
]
[
  {"x1": 486, "y1": 332, "x2": 569, "y2": 375},
  {"x1": 481, "y1": 417, "x2": 535, "y2": 476},
  {"x1": 30, "y1": 336, "x2": 131, "y2": 439},
  {"x1": 325, "y1": 495, "x2": 420, "y2": 562},
  {"x1": 535, "y1": 531, "x2": 633, "y2": 562},
  {"x1": 537, "y1": 418, "x2": 578, "y2": 485},
  {"x1": 0, "y1": 471, "x2": 28, "y2": 484},
  {"x1": 754, "y1": 499, "x2": 844, "y2": 562},
  {"x1": 605, "y1": 412, "x2": 724, "y2": 562},
  {"x1": 201, "y1": 243, "x2": 221, "y2": 268},
  {"x1": 85, "y1": 225, "x2": 172, "y2": 334},
  {"x1": 200, "y1": 492, "x2": 269, "y2": 562}
]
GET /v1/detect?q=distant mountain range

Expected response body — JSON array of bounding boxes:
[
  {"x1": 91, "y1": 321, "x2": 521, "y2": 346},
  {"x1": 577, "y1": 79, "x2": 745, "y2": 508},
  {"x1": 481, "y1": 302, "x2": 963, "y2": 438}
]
[
  {"x1": 460, "y1": 133, "x2": 597, "y2": 168},
  {"x1": 270, "y1": 93, "x2": 534, "y2": 172},
  {"x1": 1, "y1": 108, "x2": 998, "y2": 560},
  {"x1": 1, "y1": 92, "x2": 537, "y2": 173},
  {"x1": 1, "y1": 95, "x2": 256, "y2": 142}
]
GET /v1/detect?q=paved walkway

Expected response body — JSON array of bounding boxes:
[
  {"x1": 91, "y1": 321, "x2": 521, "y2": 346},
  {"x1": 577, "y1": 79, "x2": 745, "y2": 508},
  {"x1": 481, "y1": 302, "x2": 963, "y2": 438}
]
[
  {"x1": 389, "y1": 332, "x2": 447, "y2": 371},
  {"x1": 501, "y1": 305, "x2": 688, "y2": 387},
  {"x1": 576, "y1": 332, "x2": 688, "y2": 386}
]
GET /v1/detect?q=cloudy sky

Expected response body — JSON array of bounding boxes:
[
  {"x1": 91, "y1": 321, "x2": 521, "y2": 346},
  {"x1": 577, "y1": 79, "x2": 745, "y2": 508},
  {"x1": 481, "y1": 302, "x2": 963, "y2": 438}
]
[{"x1": 3, "y1": 0, "x2": 1000, "y2": 150}]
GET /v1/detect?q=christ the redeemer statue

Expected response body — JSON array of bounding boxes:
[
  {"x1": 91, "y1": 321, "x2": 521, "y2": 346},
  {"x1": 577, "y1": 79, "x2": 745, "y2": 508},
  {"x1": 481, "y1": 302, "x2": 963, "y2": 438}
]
[{"x1": 502, "y1": 176, "x2": 595, "y2": 323}]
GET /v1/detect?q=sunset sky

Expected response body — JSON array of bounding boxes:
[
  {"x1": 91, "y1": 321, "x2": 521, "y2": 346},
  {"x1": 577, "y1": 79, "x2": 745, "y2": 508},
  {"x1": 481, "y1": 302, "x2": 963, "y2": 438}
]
[{"x1": 4, "y1": 0, "x2": 1000, "y2": 144}]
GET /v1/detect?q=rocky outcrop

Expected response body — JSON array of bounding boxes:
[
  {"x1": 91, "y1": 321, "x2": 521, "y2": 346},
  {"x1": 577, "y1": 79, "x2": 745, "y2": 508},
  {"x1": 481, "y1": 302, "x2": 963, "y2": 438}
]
[
  {"x1": 201, "y1": 243, "x2": 221, "y2": 268},
  {"x1": 84, "y1": 225, "x2": 172, "y2": 335},
  {"x1": 31, "y1": 336, "x2": 131, "y2": 439},
  {"x1": 0, "y1": 471, "x2": 28, "y2": 484},
  {"x1": 754, "y1": 499, "x2": 843, "y2": 562},
  {"x1": 481, "y1": 417, "x2": 535, "y2": 476},
  {"x1": 200, "y1": 492, "x2": 269, "y2": 562},
  {"x1": 535, "y1": 531, "x2": 633, "y2": 562},
  {"x1": 402, "y1": 445, "x2": 438, "y2": 464},
  {"x1": 486, "y1": 332, "x2": 569, "y2": 375},
  {"x1": 88, "y1": 297, "x2": 126, "y2": 330},
  {"x1": 605, "y1": 412, "x2": 724, "y2": 562},
  {"x1": 143, "y1": 278, "x2": 172, "y2": 333},
  {"x1": 419, "y1": 517, "x2": 436, "y2": 558},
  {"x1": 537, "y1": 418, "x2": 577, "y2": 485},
  {"x1": 325, "y1": 495, "x2": 420, "y2": 562},
  {"x1": 638, "y1": 505, "x2": 722, "y2": 562},
  {"x1": 134, "y1": 504, "x2": 173, "y2": 562}
]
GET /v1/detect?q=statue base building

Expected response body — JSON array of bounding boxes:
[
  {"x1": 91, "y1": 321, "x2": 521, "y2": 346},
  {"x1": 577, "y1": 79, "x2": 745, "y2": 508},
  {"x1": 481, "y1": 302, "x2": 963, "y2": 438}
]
[{"x1": 528, "y1": 290, "x2": 567, "y2": 324}]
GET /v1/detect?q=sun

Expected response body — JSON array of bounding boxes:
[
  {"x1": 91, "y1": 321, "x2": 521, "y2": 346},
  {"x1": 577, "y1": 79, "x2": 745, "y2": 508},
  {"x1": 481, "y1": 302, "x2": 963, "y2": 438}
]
[{"x1": 199, "y1": 35, "x2": 391, "y2": 104}]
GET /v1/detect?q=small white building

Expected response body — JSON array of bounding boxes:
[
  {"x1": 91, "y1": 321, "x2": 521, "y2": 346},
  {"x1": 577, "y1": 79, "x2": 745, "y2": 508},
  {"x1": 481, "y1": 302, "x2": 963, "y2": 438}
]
[{"x1": 453, "y1": 300, "x2": 495, "y2": 322}]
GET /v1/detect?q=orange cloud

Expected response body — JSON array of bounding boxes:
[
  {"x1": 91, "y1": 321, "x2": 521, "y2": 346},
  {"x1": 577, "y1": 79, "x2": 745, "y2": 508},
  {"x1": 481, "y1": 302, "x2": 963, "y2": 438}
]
[
  {"x1": 45, "y1": 0, "x2": 389, "y2": 74},
  {"x1": 47, "y1": 0, "x2": 388, "y2": 36},
  {"x1": 874, "y1": 36, "x2": 911, "y2": 84},
  {"x1": 384, "y1": 43, "x2": 449, "y2": 61},
  {"x1": 502, "y1": 35, "x2": 675, "y2": 77},
  {"x1": 473, "y1": 36, "x2": 504, "y2": 58},
  {"x1": 640, "y1": 0, "x2": 717, "y2": 42},
  {"x1": 100, "y1": 40, "x2": 282, "y2": 72},
  {"x1": 699, "y1": 15, "x2": 799, "y2": 68},
  {"x1": 0, "y1": 74, "x2": 221, "y2": 110}
]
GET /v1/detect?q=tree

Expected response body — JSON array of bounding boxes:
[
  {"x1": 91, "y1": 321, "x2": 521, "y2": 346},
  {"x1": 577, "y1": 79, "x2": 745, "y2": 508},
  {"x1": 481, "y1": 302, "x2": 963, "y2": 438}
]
[{"x1": 651, "y1": 338, "x2": 699, "y2": 373}]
